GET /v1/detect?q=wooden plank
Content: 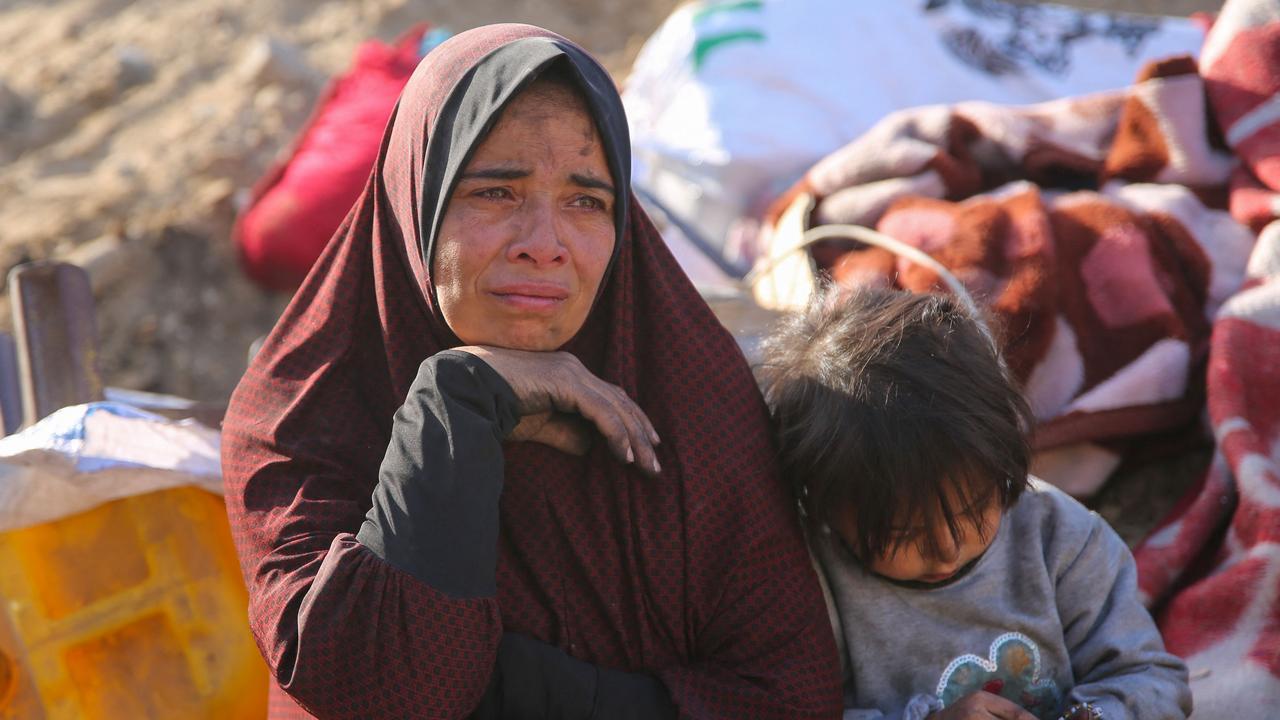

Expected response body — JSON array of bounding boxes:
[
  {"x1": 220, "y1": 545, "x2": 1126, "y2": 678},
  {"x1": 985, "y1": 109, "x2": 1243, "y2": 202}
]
[
  {"x1": 9, "y1": 261, "x2": 104, "y2": 428},
  {"x1": 0, "y1": 332, "x2": 21, "y2": 435}
]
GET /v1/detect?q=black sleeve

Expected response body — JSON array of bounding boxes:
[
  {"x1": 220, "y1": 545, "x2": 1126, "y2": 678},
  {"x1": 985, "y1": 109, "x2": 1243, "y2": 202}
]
[
  {"x1": 470, "y1": 633, "x2": 679, "y2": 720},
  {"x1": 356, "y1": 349, "x2": 520, "y2": 598},
  {"x1": 358, "y1": 352, "x2": 677, "y2": 719}
]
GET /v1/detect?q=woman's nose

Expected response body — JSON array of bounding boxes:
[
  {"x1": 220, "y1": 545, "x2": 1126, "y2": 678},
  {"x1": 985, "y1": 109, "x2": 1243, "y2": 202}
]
[{"x1": 508, "y1": 199, "x2": 566, "y2": 266}]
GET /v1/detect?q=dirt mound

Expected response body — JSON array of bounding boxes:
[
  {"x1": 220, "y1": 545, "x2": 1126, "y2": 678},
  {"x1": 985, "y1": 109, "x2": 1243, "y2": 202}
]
[{"x1": 0, "y1": 0, "x2": 677, "y2": 402}]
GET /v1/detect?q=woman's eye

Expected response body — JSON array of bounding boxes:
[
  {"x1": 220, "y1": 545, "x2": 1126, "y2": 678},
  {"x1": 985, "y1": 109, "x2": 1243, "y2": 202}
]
[
  {"x1": 573, "y1": 195, "x2": 607, "y2": 210},
  {"x1": 475, "y1": 187, "x2": 512, "y2": 200}
]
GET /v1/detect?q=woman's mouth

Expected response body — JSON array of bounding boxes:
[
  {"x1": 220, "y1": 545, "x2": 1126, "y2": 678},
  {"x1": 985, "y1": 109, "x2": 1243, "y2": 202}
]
[{"x1": 489, "y1": 284, "x2": 570, "y2": 310}]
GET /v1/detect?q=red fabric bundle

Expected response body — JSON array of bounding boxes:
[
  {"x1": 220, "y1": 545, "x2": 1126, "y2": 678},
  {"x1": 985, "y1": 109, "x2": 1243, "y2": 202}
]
[{"x1": 234, "y1": 25, "x2": 429, "y2": 291}]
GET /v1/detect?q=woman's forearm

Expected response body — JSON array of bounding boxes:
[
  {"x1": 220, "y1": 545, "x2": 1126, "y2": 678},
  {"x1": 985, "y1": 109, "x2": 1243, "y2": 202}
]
[
  {"x1": 356, "y1": 349, "x2": 520, "y2": 597},
  {"x1": 237, "y1": 349, "x2": 520, "y2": 718}
]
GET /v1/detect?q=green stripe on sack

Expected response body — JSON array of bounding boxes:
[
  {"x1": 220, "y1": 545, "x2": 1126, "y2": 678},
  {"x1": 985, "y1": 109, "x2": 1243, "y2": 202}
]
[{"x1": 693, "y1": 29, "x2": 766, "y2": 70}]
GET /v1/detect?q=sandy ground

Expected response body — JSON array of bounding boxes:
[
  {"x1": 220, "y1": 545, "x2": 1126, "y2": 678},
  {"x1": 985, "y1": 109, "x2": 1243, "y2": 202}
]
[{"x1": 0, "y1": 0, "x2": 681, "y2": 402}]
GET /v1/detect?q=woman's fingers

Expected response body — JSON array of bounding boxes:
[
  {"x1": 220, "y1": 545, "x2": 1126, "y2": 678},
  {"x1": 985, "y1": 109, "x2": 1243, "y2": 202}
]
[
  {"x1": 605, "y1": 382, "x2": 660, "y2": 446},
  {"x1": 603, "y1": 384, "x2": 661, "y2": 474},
  {"x1": 509, "y1": 412, "x2": 593, "y2": 456},
  {"x1": 587, "y1": 380, "x2": 660, "y2": 476},
  {"x1": 551, "y1": 372, "x2": 659, "y2": 476},
  {"x1": 571, "y1": 383, "x2": 660, "y2": 476},
  {"x1": 540, "y1": 414, "x2": 594, "y2": 456}
]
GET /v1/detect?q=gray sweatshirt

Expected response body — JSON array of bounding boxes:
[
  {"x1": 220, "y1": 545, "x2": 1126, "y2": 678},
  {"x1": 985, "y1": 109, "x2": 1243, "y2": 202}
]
[{"x1": 812, "y1": 479, "x2": 1191, "y2": 720}]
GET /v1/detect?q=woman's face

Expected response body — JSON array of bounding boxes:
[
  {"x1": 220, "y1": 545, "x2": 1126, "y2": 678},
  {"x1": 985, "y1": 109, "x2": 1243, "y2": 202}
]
[{"x1": 433, "y1": 81, "x2": 616, "y2": 351}]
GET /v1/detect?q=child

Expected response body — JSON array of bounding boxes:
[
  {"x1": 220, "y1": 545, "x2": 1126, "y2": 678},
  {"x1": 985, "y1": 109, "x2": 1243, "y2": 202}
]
[{"x1": 760, "y1": 288, "x2": 1191, "y2": 720}]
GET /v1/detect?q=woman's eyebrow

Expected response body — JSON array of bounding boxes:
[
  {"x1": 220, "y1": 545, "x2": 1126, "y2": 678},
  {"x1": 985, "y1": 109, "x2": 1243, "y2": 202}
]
[
  {"x1": 457, "y1": 168, "x2": 615, "y2": 196},
  {"x1": 571, "y1": 173, "x2": 615, "y2": 195},
  {"x1": 460, "y1": 167, "x2": 528, "y2": 181}
]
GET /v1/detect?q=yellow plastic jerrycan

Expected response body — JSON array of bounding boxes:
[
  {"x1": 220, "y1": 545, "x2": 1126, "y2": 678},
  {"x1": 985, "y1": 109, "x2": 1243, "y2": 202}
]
[{"x1": 0, "y1": 486, "x2": 267, "y2": 719}]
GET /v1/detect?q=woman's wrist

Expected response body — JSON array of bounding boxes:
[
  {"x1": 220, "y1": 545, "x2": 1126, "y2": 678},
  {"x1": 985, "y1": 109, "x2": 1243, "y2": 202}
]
[{"x1": 433, "y1": 349, "x2": 521, "y2": 435}]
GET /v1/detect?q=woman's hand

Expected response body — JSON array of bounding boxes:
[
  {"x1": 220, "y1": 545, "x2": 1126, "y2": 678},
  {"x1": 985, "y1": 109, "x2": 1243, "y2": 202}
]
[
  {"x1": 505, "y1": 410, "x2": 596, "y2": 457},
  {"x1": 457, "y1": 346, "x2": 663, "y2": 476},
  {"x1": 929, "y1": 692, "x2": 1038, "y2": 720}
]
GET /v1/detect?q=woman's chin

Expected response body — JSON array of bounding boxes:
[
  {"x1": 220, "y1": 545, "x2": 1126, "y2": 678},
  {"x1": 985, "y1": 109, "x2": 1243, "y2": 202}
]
[
  {"x1": 461, "y1": 324, "x2": 573, "y2": 352},
  {"x1": 501, "y1": 337, "x2": 562, "y2": 352}
]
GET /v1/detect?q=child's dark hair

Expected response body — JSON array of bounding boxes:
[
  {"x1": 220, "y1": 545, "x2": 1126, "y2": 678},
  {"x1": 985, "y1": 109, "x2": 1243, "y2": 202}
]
[{"x1": 760, "y1": 287, "x2": 1034, "y2": 562}]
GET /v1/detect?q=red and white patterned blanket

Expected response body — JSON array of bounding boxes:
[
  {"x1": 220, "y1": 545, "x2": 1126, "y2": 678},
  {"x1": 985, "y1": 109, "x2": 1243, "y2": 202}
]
[
  {"x1": 754, "y1": 0, "x2": 1280, "y2": 714},
  {"x1": 1135, "y1": 2, "x2": 1280, "y2": 715}
]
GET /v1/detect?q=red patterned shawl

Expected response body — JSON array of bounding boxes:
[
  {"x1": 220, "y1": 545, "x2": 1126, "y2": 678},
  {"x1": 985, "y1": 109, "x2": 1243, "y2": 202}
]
[{"x1": 221, "y1": 23, "x2": 840, "y2": 720}]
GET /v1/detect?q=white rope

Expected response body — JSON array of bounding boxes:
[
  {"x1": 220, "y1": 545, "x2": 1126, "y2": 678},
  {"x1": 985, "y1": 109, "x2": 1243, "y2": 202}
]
[{"x1": 742, "y1": 223, "x2": 995, "y2": 345}]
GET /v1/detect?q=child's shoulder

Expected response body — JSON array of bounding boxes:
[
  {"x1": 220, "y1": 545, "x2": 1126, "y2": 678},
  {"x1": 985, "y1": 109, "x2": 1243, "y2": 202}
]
[
  {"x1": 1014, "y1": 477, "x2": 1095, "y2": 517},
  {"x1": 1008, "y1": 477, "x2": 1119, "y2": 566}
]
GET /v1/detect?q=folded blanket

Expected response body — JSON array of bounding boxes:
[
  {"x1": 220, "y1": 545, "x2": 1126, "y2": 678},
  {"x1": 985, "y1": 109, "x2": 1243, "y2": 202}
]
[{"x1": 758, "y1": 55, "x2": 1253, "y2": 495}]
